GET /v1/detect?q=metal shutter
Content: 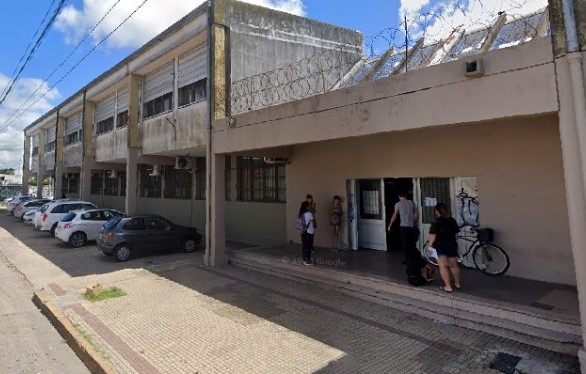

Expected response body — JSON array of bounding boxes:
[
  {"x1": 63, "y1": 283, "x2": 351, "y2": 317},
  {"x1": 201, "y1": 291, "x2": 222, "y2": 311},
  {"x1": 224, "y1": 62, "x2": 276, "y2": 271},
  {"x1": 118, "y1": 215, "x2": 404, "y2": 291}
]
[
  {"x1": 116, "y1": 87, "x2": 129, "y2": 113},
  {"x1": 95, "y1": 93, "x2": 116, "y2": 123},
  {"x1": 46, "y1": 126, "x2": 56, "y2": 142},
  {"x1": 143, "y1": 62, "x2": 174, "y2": 102},
  {"x1": 65, "y1": 112, "x2": 82, "y2": 135},
  {"x1": 178, "y1": 45, "x2": 207, "y2": 87}
]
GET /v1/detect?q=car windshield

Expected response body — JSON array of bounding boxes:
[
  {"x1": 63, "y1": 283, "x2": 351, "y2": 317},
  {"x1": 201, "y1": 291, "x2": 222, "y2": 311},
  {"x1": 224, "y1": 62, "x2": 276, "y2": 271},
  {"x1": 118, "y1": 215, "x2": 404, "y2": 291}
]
[
  {"x1": 103, "y1": 218, "x2": 121, "y2": 230},
  {"x1": 61, "y1": 212, "x2": 77, "y2": 222},
  {"x1": 39, "y1": 204, "x2": 49, "y2": 213}
]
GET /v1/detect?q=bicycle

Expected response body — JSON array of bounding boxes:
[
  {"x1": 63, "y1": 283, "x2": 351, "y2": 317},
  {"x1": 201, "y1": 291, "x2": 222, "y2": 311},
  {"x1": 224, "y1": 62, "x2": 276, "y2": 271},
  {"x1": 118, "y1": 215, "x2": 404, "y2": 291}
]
[{"x1": 421, "y1": 227, "x2": 510, "y2": 276}]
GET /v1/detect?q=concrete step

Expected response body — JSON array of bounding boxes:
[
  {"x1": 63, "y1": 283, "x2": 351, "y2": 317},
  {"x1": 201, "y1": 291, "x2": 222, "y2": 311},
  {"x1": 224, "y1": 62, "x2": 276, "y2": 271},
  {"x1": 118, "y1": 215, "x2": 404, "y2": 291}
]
[{"x1": 228, "y1": 250, "x2": 582, "y2": 356}]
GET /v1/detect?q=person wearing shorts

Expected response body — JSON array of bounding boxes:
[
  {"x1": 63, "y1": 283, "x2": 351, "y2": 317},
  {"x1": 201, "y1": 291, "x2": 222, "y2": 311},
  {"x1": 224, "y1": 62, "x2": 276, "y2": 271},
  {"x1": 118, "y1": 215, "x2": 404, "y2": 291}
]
[{"x1": 429, "y1": 202, "x2": 461, "y2": 293}]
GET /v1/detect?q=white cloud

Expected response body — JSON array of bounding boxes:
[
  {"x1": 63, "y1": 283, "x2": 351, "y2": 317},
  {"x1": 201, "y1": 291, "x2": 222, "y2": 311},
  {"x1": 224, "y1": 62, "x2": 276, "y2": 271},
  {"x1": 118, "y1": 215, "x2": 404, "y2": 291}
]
[
  {"x1": 399, "y1": 0, "x2": 548, "y2": 43},
  {"x1": 55, "y1": 0, "x2": 306, "y2": 49},
  {"x1": 0, "y1": 74, "x2": 60, "y2": 169}
]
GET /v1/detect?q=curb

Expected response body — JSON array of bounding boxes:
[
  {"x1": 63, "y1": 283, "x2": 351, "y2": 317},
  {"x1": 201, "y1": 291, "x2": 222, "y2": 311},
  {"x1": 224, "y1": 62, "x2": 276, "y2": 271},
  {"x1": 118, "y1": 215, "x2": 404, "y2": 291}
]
[{"x1": 32, "y1": 289, "x2": 117, "y2": 374}]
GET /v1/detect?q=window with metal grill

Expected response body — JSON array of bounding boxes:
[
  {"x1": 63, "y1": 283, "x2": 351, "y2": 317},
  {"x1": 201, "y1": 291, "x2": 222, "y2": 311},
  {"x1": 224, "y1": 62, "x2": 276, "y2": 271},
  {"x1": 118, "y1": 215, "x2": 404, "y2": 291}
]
[
  {"x1": 104, "y1": 173, "x2": 119, "y2": 196},
  {"x1": 237, "y1": 157, "x2": 286, "y2": 203},
  {"x1": 195, "y1": 158, "x2": 206, "y2": 200},
  {"x1": 164, "y1": 167, "x2": 192, "y2": 199},
  {"x1": 90, "y1": 173, "x2": 104, "y2": 195},
  {"x1": 139, "y1": 164, "x2": 162, "y2": 198}
]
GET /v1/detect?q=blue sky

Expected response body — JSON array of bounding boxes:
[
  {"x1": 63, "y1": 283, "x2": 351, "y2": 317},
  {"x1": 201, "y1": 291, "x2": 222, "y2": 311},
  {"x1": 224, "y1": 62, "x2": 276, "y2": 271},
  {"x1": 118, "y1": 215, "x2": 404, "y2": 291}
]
[{"x1": 0, "y1": 0, "x2": 547, "y2": 170}]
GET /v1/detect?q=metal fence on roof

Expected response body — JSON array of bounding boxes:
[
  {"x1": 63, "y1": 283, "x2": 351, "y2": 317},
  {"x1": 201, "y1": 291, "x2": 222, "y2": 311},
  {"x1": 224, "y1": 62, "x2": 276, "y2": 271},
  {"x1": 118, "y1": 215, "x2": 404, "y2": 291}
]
[{"x1": 229, "y1": 3, "x2": 550, "y2": 117}]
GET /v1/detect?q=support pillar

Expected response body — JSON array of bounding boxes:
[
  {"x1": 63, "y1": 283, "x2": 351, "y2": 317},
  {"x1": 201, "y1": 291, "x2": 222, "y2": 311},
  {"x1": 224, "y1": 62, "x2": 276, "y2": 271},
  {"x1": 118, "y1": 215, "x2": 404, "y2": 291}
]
[
  {"x1": 80, "y1": 97, "x2": 95, "y2": 202},
  {"x1": 36, "y1": 131, "x2": 46, "y2": 198},
  {"x1": 21, "y1": 137, "x2": 31, "y2": 195},
  {"x1": 125, "y1": 74, "x2": 140, "y2": 215},
  {"x1": 54, "y1": 116, "x2": 65, "y2": 198},
  {"x1": 204, "y1": 153, "x2": 227, "y2": 267},
  {"x1": 126, "y1": 148, "x2": 138, "y2": 214}
]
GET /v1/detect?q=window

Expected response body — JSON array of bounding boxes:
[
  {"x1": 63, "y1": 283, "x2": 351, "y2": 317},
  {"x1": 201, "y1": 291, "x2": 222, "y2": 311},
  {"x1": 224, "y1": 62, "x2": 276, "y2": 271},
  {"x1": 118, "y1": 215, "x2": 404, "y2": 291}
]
[
  {"x1": 116, "y1": 110, "x2": 128, "y2": 128},
  {"x1": 195, "y1": 158, "x2": 206, "y2": 200},
  {"x1": 120, "y1": 171, "x2": 127, "y2": 196},
  {"x1": 62, "y1": 174, "x2": 80, "y2": 195},
  {"x1": 146, "y1": 217, "x2": 171, "y2": 230},
  {"x1": 32, "y1": 146, "x2": 39, "y2": 156},
  {"x1": 164, "y1": 167, "x2": 192, "y2": 199},
  {"x1": 104, "y1": 174, "x2": 119, "y2": 196},
  {"x1": 124, "y1": 218, "x2": 145, "y2": 230},
  {"x1": 91, "y1": 173, "x2": 104, "y2": 195},
  {"x1": 236, "y1": 157, "x2": 286, "y2": 203},
  {"x1": 46, "y1": 140, "x2": 56, "y2": 152},
  {"x1": 96, "y1": 117, "x2": 114, "y2": 135},
  {"x1": 143, "y1": 92, "x2": 173, "y2": 119},
  {"x1": 143, "y1": 62, "x2": 173, "y2": 119},
  {"x1": 139, "y1": 165, "x2": 162, "y2": 198},
  {"x1": 179, "y1": 79, "x2": 207, "y2": 106},
  {"x1": 64, "y1": 131, "x2": 81, "y2": 146}
]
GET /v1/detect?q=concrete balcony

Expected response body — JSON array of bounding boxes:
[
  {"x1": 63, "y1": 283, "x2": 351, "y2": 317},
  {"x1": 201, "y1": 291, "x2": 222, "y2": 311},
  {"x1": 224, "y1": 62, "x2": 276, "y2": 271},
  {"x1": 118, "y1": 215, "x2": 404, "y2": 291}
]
[
  {"x1": 44, "y1": 152, "x2": 55, "y2": 171},
  {"x1": 140, "y1": 100, "x2": 208, "y2": 156},
  {"x1": 64, "y1": 143, "x2": 82, "y2": 167},
  {"x1": 95, "y1": 127, "x2": 128, "y2": 163}
]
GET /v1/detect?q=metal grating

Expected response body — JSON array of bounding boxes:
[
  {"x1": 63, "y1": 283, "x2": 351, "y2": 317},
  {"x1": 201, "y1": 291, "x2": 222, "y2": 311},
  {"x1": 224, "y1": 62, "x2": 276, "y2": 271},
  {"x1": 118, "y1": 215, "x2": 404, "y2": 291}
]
[
  {"x1": 445, "y1": 28, "x2": 489, "y2": 62},
  {"x1": 371, "y1": 51, "x2": 407, "y2": 80},
  {"x1": 491, "y1": 12, "x2": 545, "y2": 50}
]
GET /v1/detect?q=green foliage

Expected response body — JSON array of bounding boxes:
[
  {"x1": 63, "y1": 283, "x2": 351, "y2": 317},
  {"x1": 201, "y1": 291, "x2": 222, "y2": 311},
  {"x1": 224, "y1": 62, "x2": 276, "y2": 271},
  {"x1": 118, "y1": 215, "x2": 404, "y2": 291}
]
[{"x1": 84, "y1": 287, "x2": 127, "y2": 302}]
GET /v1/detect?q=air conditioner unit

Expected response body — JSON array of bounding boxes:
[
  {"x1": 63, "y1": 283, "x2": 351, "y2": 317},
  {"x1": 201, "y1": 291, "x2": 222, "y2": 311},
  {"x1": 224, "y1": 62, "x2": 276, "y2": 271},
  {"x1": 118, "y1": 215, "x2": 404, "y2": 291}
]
[
  {"x1": 175, "y1": 156, "x2": 193, "y2": 170},
  {"x1": 108, "y1": 170, "x2": 118, "y2": 179},
  {"x1": 464, "y1": 59, "x2": 484, "y2": 78},
  {"x1": 148, "y1": 165, "x2": 161, "y2": 177},
  {"x1": 263, "y1": 157, "x2": 288, "y2": 165}
]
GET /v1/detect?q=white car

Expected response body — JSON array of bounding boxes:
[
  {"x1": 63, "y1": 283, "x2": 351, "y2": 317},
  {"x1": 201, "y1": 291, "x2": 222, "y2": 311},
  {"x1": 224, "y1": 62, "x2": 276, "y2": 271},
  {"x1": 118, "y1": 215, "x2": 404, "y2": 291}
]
[
  {"x1": 35, "y1": 200, "x2": 97, "y2": 235},
  {"x1": 13, "y1": 199, "x2": 51, "y2": 220},
  {"x1": 22, "y1": 208, "x2": 38, "y2": 224},
  {"x1": 55, "y1": 209, "x2": 125, "y2": 247},
  {"x1": 6, "y1": 195, "x2": 35, "y2": 214}
]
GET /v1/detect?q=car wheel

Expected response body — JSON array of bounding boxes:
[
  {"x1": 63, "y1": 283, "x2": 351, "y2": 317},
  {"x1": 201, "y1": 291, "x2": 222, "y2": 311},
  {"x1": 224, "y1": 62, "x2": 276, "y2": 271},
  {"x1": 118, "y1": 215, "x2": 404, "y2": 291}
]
[
  {"x1": 50, "y1": 223, "x2": 58, "y2": 236},
  {"x1": 182, "y1": 237, "x2": 197, "y2": 252},
  {"x1": 69, "y1": 232, "x2": 87, "y2": 248},
  {"x1": 114, "y1": 244, "x2": 131, "y2": 262}
]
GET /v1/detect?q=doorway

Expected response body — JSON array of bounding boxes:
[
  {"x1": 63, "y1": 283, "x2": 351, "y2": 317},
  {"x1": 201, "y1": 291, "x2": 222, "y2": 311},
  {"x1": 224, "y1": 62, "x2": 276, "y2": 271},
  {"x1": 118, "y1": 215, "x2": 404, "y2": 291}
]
[{"x1": 384, "y1": 178, "x2": 414, "y2": 252}]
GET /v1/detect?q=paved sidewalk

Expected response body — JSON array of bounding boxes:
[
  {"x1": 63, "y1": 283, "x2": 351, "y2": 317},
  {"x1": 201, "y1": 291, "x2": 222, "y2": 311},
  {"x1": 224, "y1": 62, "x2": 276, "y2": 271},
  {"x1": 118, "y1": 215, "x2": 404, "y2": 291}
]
[{"x1": 34, "y1": 258, "x2": 580, "y2": 374}]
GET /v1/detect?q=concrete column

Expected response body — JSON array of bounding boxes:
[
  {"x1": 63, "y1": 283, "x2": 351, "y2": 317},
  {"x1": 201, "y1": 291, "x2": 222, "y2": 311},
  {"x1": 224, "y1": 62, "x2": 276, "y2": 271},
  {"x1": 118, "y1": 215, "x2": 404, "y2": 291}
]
[
  {"x1": 54, "y1": 116, "x2": 65, "y2": 198},
  {"x1": 204, "y1": 153, "x2": 227, "y2": 267},
  {"x1": 21, "y1": 137, "x2": 31, "y2": 195},
  {"x1": 555, "y1": 55, "x2": 586, "y2": 370},
  {"x1": 36, "y1": 131, "x2": 46, "y2": 198},
  {"x1": 80, "y1": 97, "x2": 95, "y2": 201},
  {"x1": 126, "y1": 74, "x2": 140, "y2": 215}
]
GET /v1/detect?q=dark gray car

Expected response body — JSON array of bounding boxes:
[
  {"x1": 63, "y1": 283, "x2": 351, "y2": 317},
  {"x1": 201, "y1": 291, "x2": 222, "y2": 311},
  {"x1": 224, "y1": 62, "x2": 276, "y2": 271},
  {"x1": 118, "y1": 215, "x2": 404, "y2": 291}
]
[{"x1": 97, "y1": 215, "x2": 202, "y2": 261}]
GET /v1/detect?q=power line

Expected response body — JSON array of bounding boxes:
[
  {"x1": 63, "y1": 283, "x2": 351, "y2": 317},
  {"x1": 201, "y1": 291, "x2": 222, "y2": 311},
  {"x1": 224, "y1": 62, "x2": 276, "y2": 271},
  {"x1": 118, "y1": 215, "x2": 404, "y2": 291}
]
[
  {"x1": 0, "y1": 0, "x2": 59, "y2": 100},
  {"x1": 0, "y1": 0, "x2": 67, "y2": 106},
  {"x1": 0, "y1": 0, "x2": 149, "y2": 132},
  {"x1": 0, "y1": 0, "x2": 124, "y2": 132}
]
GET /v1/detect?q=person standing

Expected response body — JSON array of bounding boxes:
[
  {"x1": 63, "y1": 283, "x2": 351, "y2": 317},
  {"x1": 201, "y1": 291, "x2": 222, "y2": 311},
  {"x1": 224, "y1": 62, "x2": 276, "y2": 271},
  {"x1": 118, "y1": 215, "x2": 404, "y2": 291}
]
[
  {"x1": 329, "y1": 195, "x2": 343, "y2": 251},
  {"x1": 429, "y1": 202, "x2": 461, "y2": 292},
  {"x1": 306, "y1": 194, "x2": 317, "y2": 252},
  {"x1": 298, "y1": 201, "x2": 316, "y2": 265},
  {"x1": 387, "y1": 191, "x2": 419, "y2": 262}
]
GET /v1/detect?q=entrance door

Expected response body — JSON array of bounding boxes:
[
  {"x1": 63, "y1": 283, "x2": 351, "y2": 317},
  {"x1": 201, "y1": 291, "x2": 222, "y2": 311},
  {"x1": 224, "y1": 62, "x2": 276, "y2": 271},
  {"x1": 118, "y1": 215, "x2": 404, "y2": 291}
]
[
  {"x1": 347, "y1": 179, "x2": 358, "y2": 250},
  {"x1": 357, "y1": 179, "x2": 386, "y2": 250},
  {"x1": 384, "y1": 178, "x2": 415, "y2": 252}
]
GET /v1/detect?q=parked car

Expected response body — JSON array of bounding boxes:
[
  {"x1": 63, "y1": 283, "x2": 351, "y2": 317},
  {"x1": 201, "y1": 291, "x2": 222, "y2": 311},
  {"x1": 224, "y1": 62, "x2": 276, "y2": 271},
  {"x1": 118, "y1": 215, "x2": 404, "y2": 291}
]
[
  {"x1": 98, "y1": 215, "x2": 202, "y2": 261},
  {"x1": 22, "y1": 208, "x2": 39, "y2": 224},
  {"x1": 55, "y1": 209, "x2": 125, "y2": 247},
  {"x1": 6, "y1": 195, "x2": 35, "y2": 214},
  {"x1": 13, "y1": 199, "x2": 51, "y2": 220},
  {"x1": 34, "y1": 200, "x2": 97, "y2": 235}
]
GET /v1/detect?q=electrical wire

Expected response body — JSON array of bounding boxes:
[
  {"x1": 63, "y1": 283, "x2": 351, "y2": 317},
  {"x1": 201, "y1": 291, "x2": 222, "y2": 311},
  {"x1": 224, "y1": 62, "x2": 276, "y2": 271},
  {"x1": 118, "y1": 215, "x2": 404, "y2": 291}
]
[
  {"x1": 0, "y1": 0, "x2": 59, "y2": 100},
  {"x1": 0, "y1": 0, "x2": 124, "y2": 132},
  {"x1": 0, "y1": 0, "x2": 67, "y2": 106},
  {"x1": 0, "y1": 0, "x2": 150, "y2": 132}
]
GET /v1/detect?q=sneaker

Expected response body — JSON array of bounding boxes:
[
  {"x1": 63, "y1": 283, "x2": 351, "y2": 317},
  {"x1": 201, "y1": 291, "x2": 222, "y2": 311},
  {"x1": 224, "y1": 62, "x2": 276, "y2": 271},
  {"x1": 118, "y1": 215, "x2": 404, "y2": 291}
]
[{"x1": 303, "y1": 261, "x2": 313, "y2": 266}]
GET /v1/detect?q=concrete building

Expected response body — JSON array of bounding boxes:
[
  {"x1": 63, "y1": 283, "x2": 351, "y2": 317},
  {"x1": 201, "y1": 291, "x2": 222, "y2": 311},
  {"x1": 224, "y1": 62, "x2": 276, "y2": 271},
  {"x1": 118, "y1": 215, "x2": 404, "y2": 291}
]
[
  {"x1": 22, "y1": 0, "x2": 586, "y2": 369},
  {"x1": 22, "y1": 0, "x2": 362, "y2": 254}
]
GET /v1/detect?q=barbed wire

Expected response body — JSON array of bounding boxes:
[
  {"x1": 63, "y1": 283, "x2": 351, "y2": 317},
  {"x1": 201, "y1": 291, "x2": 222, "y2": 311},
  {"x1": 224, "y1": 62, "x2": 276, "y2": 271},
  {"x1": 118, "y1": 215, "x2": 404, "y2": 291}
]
[{"x1": 230, "y1": 0, "x2": 548, "y2": 116}]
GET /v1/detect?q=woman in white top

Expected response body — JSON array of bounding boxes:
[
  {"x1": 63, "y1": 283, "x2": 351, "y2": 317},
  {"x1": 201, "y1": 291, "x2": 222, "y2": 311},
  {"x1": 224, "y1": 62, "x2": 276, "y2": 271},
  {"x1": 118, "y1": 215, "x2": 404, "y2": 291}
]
[{"x1": 298, "y1": 201, "x2": 315, "y2": 265}]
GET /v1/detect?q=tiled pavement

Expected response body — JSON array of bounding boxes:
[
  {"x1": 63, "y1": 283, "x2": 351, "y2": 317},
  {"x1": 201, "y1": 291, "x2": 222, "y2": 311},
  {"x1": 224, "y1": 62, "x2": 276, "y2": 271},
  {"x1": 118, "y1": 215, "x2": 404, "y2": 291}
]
[{"x1": 39, "y1": 259, "x2": 580, "y2": 374}]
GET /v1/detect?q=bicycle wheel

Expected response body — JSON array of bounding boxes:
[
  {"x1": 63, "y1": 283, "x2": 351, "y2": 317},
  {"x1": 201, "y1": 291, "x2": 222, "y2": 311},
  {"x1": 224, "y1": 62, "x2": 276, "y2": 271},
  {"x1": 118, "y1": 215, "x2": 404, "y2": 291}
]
[
  {"x1": 422, "y1": 241, "x2": 439, "y2": 266},
  {"x1": 472, "y1": 243, "x2": 510, "y2": 275}
]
